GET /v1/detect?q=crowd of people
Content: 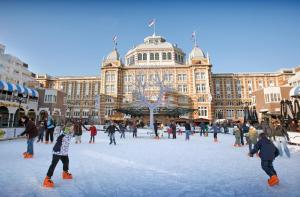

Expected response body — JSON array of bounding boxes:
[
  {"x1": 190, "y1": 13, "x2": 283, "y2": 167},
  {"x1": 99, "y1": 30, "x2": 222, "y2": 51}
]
[{"x1": 16, "y1": 115, "x2": 295, "y2": 188}]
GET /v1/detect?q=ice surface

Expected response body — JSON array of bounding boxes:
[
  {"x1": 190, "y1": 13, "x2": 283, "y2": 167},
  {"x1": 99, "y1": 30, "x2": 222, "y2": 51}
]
[{"x1": 0, "y1": 131, "x2": 299, "y2": 197}]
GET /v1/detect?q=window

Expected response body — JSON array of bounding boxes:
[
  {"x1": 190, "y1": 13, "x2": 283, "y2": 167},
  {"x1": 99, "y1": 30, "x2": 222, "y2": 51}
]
[
  {"x1": 76, "y1": 83, "x2": 80, "y2": 95},
  {"x1": 226, "y1": 109, "x2": 234, "y2": 118},
  {"x1": 138, "y1": 53, "x2": 142, "y2": 60},
  {"x1": 136, "y1": 75, "x2": 145, "y2": 82},
  {"x1": 198, "y1": 97, "x2": 205, "y2": 102},
  {"x1": 164, "y1": 74, "x2": 173, "y2": 82},
  {"x1": 201, "y1": 84, "x2": 206, "y2": 92},
  {"x1": 167, "y1": 52, "x2": 172, "y2": 60},
  {"x1": 175, "y1": 53, "x2": 178, "y2": 61},
  {"x1": 178, "y1": 85, "x2": 188, "y2": 93},
  {"x1": 124, "y1": 74, "x2": 132, "y2": 82},
  {"x1": 178, "y1": 74, "x2": 187, "y2": 81},
  {"x1": 68, "y1": 84, "x2": 72, "y2": 95},
  {"x1": 162, "y1": 52, "x2": 166, "y2": 60},
  {"x1": 195, "y1": 73, "x2": 200, "y2": 80},
  {"x1": 150, "y1": 53, "x2": 154, "y2": 60},
  {"x1": 258, "y1": 80, "x2": 263, "y2": 89},
  {"x1": 143, "y1": 53, "x2": 147, "y2": 60},
  {"x1": 269, "y1": 80, "x2": 274, "y2": 87},
  {"x1": 105, "y1": 106, "x2": 114, "y2": 116},
  {"x1": 94, "y1": 83, "x2": 98, "y2": 95},
  {"x1": 124, "y1": 85, "x2": 132, "y2": 93},
  {"x1": 106, "y1": 72, "x2": 116, "y2": 82},
  {"x1": 85, "y1": 82, "x2": 89, "y2": 96},
  {"x1": 106, "y1": 97, "x2": 113, "y2": 103},
  {"x1": 196, "y1": 84, "x2": 201, "y2": 93},
  {"x1": 200, "y1": 72, "x2": 206, "y2": 80},
  {"x1": 178, "y1": 96, "x2": 188, "y2": 104},
  {"x1": 237, "y1": 110, "x2": 244, "y2": 117},
  {"x1": 199, "y1": 106, "x2": 208, "y2": 117},
  {"x1": 155, "y1": 53, "x2": 159, "y2": 60}
]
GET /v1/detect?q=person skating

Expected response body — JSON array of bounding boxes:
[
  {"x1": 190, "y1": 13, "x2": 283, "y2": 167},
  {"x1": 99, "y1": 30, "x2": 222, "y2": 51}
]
[
  {"x1": 210, "y1": 123, "x2": 220, "y2": 142},
  {"x1": 19, "y1": 116, "x2": 38, "y2": 159},
  {"x1": 153, "y1": 120, "x2": 159, "y2": 139},
  {"x1": 106, "y1": 122, "x2": 120, "y2": 145},
  {"x1": 37, "y1": 120, "x2": 46, "y2": 143},
  {"x1": 89, "y1": 124, "x2": 97, "y2": 143},
  {"x1": 45, "y1": 116, "x2": 55, "y2": 144},
  {"x1": 233, "y1": 125, "x2": 241, "y2": 147},
  {"x1": 248, "y1": 125, "x2": 258, "y2": 153},
  {"x1": 73, "y1": 120, "x2": 88, "y2": 144},
  {"x1": 248, "y1": 132, "x2": 280, "y2": 187},
  {"x1": 200, "y1": 121, "x2": 205, "y2": 136},
  {"x1": 119, "y1": 123, "x2": 126, "y2": 139},
  {"x1": 171, "y1": 121, "x2": 176, "y2": 139},
  {"x1": 184, "y1": 121, "x2": 191, "y2": 141},
  {"x1": 132, "y1": 122, "x2": 138, "y2": 138},
  {"x1": 43, "y1": 123, "x2": 74, "y2": 188},
  {"x1": 271, "y1": 120, "x2": 290, "y2": 158},
  {"x1": 241, "y1": 123, "x2": 249, "y2": 145}
]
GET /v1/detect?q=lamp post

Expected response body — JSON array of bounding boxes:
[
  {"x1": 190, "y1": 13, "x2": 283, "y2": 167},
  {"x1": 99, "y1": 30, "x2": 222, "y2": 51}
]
[{"x1": 13, "y1": 90, "x2": 27, "y2": 127}]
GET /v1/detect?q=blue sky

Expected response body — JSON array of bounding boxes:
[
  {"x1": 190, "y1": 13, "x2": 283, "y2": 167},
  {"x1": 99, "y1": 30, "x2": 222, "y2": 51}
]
[{"x1": 0, "y1": 0, "x2": 299, "y2": 76}]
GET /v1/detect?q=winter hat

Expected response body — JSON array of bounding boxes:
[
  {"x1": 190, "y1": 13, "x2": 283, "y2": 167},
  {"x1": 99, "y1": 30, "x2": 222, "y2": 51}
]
[{"x1": 63, "y1": 127, "x2": 71, "y2": 134}]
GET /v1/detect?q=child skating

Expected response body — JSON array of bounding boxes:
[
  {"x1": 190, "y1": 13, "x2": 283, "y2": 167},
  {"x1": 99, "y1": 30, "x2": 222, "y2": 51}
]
[
  {"x1": 248, "y1": 132, "x2": 280, "y2": 187},
  {"x1": 89, "y1": 124, "x2": 97, "y2": 143},
  {"x1": 43, "y1": 123, "x2": 73, "y2": 188}
]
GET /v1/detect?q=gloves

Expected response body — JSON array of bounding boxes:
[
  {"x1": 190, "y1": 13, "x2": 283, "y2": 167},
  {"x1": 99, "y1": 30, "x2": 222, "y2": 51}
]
[{"x1": 248, "y1": 153, "x2": 254, "y2": 157}]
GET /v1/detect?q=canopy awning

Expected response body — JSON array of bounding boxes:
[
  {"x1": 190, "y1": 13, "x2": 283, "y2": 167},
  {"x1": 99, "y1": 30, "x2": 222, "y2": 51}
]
[
  {"x1": 0, "y1": 80, "x2": 39, "y2": 97},
  {"x1": 289, "y1": 86, "x2": 300, "y2": 97}
]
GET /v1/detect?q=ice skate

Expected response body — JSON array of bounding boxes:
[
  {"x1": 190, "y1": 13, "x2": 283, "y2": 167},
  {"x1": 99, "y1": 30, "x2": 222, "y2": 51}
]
[
  {"x1": 268, "y1": 175, "x2": 279, "y2": 186},
  {"x1": 24, "y1": 153, "x2": 33, "y2": 159},
  {"x1": 43, "y1": 176, "x2": 54, "y2": 188},
  {"x1": 62, "y1": 171, "x2": 73, "y2": 179}
]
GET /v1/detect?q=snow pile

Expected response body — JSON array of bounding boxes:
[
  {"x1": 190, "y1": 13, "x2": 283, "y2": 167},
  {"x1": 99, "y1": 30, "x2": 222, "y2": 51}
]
[{"x1": 0, "y1": 131, "x2": 299, "y2": 197}]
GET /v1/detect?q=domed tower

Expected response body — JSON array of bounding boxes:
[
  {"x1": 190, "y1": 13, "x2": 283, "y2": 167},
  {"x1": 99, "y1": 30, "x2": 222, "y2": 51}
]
[
  {"x1": 100, "y1": 44, "x2": 124, "y2": 123},
  {"x1": 188, "y1": 37, "x2": 214, "y2": 121}
]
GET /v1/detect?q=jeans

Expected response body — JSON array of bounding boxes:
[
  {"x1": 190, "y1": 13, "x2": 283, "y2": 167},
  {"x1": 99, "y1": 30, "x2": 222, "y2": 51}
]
[
  {"x1": 274, "y1": 136, "x2": 290, "y2": 157},
  {"x1": 240, "y1": 132, "x2": 244, "y2": 145},
  {"x1": 213, "y1": 132, "x2": 217, "y2": 139},
  {"x1": 90, "y1": 135, "x2": 95, "y2": 142},
  {"x1": 27, "y1": 138, "x2": 35, "y2": 155},
  {"x1": 47, "y1": 154, "x2": 69, "y2": 178},
  {"x1": 120, "y1": 131, "x2": 125, "y2": 138},
  {"x1": 37, "y1": 132, "x2": 44, "y2": 142},
  {"x1": 75, "y1": 135, "x2": 81, "y2": 143},
  {"x1": 261, "y1": 160, "x2": 277, "y2": 178},
  {"x1": 110, "y1": 133, "x2": 116, "y2": 145},
  {"x1": 185, "y1": 130, "x2": 190, "y2": 140}
]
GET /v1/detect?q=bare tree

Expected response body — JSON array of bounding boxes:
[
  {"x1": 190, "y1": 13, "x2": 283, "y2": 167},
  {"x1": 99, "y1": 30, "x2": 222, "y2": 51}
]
[{"x1": 130, "y1": 71, "x2": 171, "y2": 129}]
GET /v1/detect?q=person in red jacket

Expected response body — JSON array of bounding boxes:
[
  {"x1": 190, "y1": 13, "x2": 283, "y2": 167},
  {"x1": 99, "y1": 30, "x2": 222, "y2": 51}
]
[
  {"x1": 89, "y1": 124, "x2": 97, "y2": 143},
  {"x1": 19, "y1": 116, "x2": 38, "y2": 159}
]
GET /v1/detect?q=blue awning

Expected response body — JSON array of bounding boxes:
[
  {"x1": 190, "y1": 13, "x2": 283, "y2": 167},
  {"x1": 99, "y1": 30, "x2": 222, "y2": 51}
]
[{"x1": 0, "y1": 80, "x2": 39, "y2": 97}]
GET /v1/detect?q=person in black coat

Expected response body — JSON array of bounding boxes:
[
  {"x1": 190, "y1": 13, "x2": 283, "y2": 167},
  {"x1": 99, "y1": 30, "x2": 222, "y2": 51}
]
[
  {"x1": 171, "y1": 121, "x2": 176, "y2": 139},
  {"x1": 153, "y1": 120, "x2": 159, "y2": 139},
  {"x1": 106, "y1": 122, "x2": 120, "y2": 145},
  {"x1": 248, "y1": 132, "x2": 280, "y2": 186}
]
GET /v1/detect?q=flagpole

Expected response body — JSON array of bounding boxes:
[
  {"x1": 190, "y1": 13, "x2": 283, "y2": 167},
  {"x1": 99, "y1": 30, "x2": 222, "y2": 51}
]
[{"x1": 153, "y1": 21, "x2": 156, "y2": 36}]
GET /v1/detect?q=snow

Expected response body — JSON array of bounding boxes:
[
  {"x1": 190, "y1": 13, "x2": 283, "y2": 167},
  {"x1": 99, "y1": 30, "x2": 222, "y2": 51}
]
[{"x1": 0, "y1": 131, "x2": 300, "y2": 197}]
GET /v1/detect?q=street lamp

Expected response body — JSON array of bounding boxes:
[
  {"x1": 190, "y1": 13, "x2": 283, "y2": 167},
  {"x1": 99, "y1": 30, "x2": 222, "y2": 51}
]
[{"x1": 13, "y1": 90, "x2": 27, "y2": 127}]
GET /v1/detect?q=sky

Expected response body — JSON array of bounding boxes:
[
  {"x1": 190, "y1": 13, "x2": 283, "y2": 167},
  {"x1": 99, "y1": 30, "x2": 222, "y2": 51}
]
[{"x1": 0, "y1": 0, "x2": 299, "y2": 76}]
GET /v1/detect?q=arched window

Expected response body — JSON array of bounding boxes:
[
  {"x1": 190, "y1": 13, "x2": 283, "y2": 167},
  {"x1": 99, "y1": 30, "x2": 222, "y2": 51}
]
[
  {"x1": 150, "y1": 53, "x2": 154, "y2": 60},
  {"x1": 162, "y1": 52, "x2": 166, "y2": 60},
  {"x1": 155, "y1": 53, "x2": 159, "y2": 60},
  {"x1": 137, "y1": 53, "x2": 142, "y2": 60},
  {"x1": 143, "y1": 53, "x2": 147, "y2": 60},
  {"x1": 167, "y1": 52, "x2": 172, "y2": 60}
]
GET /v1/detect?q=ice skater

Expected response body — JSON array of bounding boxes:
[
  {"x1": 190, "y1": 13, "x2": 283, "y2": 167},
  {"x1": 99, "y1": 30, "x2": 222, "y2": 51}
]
[
  {"x1": 248, "y1": 132, "x2": 280, "y2": 187},
  {"x1": 233, "y1": 125, "x2": 241, "y2": 147},
  {"x1": 184, "y1": 121, "x2": 191, "y2": 141},
  {"x1": 43, "y1": 122, "x2": 74, "y2": 188},
  {"x1": 210, "y1": 123, "x2": 220, "y2": 142},
  {"x1": 271, "y1": 120, "x2": 290, "y2": 158},
  {"x1": 106, "y1": 122, "x2": 120, "y2": 145},
  {"x1": 19, "y1": 116, "x2": 38, "y2": 159},
  {"x1": 37, "y1": 120, "x2": 46, "y2": 143},
  {"x1": 89, "y1": 123, "x2": 97, "y2": 143}
]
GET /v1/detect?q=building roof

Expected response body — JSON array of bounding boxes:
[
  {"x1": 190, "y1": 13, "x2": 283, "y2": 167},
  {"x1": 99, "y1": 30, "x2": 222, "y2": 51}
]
[
  {"x1": 189, "y1": 47, "x2": 205, "y2": 59},
  {"x1": 106, "y1": 49, "x2": 120, "y2": 61}
]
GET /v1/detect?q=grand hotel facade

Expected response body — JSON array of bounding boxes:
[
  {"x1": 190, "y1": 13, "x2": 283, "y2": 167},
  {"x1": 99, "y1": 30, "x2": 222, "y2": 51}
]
[{"x1": 36, "y1": 34, "x2": 296, "y2": 124}]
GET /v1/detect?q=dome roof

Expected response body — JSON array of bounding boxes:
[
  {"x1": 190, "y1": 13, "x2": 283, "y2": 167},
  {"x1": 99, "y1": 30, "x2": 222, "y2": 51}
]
[
  {"x1": 106, "y1": 49, "x2": 120, "y2": 61},
  {"x1": 189, "y1": 47, "x2": 205, "y2": 59},
  {"x1": 126, "y1": 35, "x2": 183, "y2": 55}
]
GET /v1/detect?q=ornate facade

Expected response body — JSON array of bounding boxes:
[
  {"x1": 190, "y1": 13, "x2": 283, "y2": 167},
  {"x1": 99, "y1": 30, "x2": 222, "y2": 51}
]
[{"x1": 36, "y1": 34, "x2": 297, "y2": 124}]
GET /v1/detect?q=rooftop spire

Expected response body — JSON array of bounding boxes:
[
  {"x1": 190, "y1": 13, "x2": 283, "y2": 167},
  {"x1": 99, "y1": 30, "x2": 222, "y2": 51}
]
[{"x1": 112, "y1": 35, "x2": 117, "y2": 50}]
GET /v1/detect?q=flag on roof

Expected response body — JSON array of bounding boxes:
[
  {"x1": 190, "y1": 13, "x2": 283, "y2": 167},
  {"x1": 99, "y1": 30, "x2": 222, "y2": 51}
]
[
  {"x1": 112, "y1": 35, "x2": 117, "y2": 42},
  {"x1": 148, "y1": 19, "x2": 155, "y2": 27}
]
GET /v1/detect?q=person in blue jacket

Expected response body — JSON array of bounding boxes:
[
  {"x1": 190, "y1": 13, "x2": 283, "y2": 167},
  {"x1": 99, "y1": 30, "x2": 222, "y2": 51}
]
[{"x1": 248, "y1": 132, "x2": 280, "y2": 187}]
